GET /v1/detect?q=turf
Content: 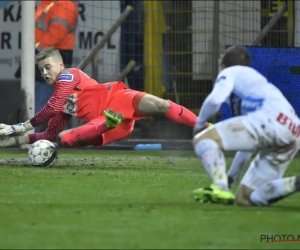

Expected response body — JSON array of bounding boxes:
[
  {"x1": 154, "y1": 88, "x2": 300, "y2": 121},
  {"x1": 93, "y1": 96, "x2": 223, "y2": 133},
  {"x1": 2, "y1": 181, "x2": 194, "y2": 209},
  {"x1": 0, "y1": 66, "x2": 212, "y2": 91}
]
[{"x1": 0, "y1": 148, "x2": 300, "y2": 249}]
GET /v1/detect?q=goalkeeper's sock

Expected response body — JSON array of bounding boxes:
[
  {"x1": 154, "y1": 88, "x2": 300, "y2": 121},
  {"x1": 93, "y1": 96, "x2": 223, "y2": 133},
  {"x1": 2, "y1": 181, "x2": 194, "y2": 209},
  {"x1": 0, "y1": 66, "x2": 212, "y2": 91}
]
[
  {"x1": 61, "y1": 122, "x2": 110, "y2": 147},
  {"x1": 250, "y1": 176, "x2": 299, "y2": 206},
  {"x1": 164, "y1": 100, "x2": 197, "y2": 127}
]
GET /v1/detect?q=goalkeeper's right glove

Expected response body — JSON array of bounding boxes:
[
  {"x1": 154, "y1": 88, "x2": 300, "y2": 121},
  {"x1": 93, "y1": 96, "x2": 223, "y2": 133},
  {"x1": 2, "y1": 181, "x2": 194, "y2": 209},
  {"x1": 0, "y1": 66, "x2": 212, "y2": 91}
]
[{"x1": 0, "y1": 121, "x2": 34, "y2": 136}]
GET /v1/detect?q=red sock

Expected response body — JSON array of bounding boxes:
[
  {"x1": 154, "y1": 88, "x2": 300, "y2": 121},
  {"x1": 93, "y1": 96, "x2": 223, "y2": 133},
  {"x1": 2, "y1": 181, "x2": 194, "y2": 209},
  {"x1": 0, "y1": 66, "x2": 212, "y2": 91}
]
[
  {"x1": 164, "y1": 100, "x2": 197, "y2": 127},
  {"x1": 61, "y1": 122, "x2": 110, "y2": 147}
]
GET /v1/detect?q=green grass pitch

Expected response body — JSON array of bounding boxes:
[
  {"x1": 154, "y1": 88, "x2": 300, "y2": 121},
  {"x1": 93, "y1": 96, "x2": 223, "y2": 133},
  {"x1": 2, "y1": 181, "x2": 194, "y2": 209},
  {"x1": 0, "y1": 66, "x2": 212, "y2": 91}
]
[{"x1": 0, "y1": 148, "x2": 300, "y2": 249}]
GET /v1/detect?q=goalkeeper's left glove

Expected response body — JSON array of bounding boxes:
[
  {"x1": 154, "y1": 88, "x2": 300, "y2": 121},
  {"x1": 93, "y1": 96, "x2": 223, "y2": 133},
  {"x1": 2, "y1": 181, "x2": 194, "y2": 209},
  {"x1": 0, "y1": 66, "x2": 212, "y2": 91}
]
[
  {"x1": 0, "y1": 121, "x2": 34, "y2": 136},
  {"x1": 0, "y1": 135, "x2": 27, "y2": 147}
]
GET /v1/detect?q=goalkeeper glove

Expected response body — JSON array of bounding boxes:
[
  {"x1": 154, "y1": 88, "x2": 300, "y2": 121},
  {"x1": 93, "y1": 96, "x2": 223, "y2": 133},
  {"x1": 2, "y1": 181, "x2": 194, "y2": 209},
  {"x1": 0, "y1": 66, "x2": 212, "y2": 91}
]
[
  {"x1": 0, "y1": 135, "x2": 27, "y2": 147},
  {"x1": 0, "y1": 121, "x2": 34, "y2": 136}
]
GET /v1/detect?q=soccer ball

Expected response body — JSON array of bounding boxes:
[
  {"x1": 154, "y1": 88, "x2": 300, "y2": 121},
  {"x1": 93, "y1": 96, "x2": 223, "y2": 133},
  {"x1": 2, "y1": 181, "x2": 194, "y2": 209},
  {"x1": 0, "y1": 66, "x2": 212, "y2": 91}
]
[{"x1": 28, "y1": 140, "x2": 58, "y2": 167}]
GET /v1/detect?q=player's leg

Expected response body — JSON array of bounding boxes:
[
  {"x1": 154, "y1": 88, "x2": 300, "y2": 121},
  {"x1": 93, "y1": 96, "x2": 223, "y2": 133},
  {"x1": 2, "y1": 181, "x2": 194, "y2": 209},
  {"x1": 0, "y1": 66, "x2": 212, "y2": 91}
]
[
  {"x1": 107, "y1": 90, "x2": 204, "y2": 128},
  {"x1": 192, "y1": 116, "x2": 258, "y2": 204},
  {"x1": 236, "y1": 176, "x2": 300, "y2": 206},
  {"x1": 235, "y1": 142, "x2": 298, "y2": 206},
  {"x1": 137, "y1": 94, "x2": 197, "y2": 127},
  {"x1": 101, "y1": 119, "x2": 135, "y2": 146},
  {"x1": 58, "y1": 109, "x2": 124, "y2": 147},
  {"x1": 227, "y1": 151, "x2": 253, "y2": 189},
  {"x1": 59, "y1": 119, "x2": 134, "y2": 148}
]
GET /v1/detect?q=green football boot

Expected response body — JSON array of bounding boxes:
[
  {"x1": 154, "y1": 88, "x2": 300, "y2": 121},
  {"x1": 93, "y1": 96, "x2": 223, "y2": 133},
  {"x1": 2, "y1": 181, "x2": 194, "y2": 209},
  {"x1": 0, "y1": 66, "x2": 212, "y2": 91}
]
[
  {"x1": 193, "y1": 184, "x2": 235, "y2": 205},
  {"x1": 104, "y1": 109, "x2": 124, "y2": 128}
]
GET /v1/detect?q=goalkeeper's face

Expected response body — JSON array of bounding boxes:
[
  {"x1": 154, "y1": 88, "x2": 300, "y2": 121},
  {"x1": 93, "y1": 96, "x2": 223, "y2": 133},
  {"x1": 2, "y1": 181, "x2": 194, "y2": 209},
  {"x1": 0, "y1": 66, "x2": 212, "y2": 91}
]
[{"x1": 38, "y1": 56, "x2": 64, "y2": 85}]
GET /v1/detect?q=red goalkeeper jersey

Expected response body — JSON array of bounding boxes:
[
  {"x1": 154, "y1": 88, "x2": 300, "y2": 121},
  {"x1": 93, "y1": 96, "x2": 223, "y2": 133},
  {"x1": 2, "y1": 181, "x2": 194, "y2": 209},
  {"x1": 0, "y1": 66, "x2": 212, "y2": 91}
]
[{"x1": 29, "y1": 68, "x2": 127, "y2": 143}]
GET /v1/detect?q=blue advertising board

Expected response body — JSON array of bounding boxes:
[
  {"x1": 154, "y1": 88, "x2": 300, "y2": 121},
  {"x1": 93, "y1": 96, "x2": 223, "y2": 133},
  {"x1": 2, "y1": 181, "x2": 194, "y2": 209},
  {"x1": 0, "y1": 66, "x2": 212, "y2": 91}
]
[{"x1": 220, "y1": 47, "x2": 300, "y2": 120}]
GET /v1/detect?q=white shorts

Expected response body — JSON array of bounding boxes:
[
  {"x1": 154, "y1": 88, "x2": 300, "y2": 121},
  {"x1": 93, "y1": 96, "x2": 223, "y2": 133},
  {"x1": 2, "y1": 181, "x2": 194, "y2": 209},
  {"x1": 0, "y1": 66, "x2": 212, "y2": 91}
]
[
  {"x1": 211, "y1": 105, "x2": 299, "y2": 190},
  {"x1": 214, "y1": 106, "x2": 300, "y2": 151},
  {"x1": 240, "y1": 142, "x2": 298, "y2": 190}
]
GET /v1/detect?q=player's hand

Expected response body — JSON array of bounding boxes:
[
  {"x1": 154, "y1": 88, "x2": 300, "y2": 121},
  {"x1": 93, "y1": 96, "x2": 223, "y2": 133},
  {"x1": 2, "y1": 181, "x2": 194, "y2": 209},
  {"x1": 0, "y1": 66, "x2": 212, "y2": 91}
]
[
  {"x1": 0, "y1": 123, "x2": 27, "y2": 136},
  {"x1": 0, "y1": 123, "x2": 11, "y2": 130},
  {"x1": 0, "y1": 135, "x2": 26, "y2": 147},
  {"x1": 192, "y1": 122, "x2": 213, "y2": 137}
]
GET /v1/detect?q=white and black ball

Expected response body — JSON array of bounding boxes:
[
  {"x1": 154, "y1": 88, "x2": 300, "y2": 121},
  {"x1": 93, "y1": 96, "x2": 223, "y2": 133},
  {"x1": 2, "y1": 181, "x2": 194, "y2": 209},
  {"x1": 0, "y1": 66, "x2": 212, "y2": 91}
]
[{"x1": 28, "y1": 140, "x2": 57, "y2": 167}]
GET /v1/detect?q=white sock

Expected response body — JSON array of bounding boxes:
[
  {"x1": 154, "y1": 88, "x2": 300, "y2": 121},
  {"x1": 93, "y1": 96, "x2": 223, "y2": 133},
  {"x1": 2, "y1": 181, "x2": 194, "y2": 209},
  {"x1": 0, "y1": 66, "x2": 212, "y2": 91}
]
[
  {"x1": 227, "y1": 151, "x2": 253, "y2": 189},
  {"x1": 194, "y1": 139, "x2": 228, "y2": 190},
  {"x1": 250, "y1": 176, "x2": 297, "y2": 206}
]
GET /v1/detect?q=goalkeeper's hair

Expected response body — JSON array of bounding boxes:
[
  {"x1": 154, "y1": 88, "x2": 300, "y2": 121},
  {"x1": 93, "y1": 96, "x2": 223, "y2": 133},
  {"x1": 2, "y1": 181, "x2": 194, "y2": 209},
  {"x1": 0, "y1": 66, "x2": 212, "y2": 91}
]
[
  {"x1": 221, "y1": 45, "x2": 250, "y2": 68},
  {"x1": 36, "y1": 47, "x2": 63, "y2": 63}
]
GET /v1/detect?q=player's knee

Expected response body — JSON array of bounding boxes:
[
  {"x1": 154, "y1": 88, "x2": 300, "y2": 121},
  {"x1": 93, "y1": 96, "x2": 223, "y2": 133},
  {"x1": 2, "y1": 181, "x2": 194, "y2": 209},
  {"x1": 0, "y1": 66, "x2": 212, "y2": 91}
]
[
  {"x1": 192, "y1": 127, "x2": 222, "y2": 148},
  {"x1": 138, "y1": 94, "x2": 169, "y2": 115},
  {"x1": 157, "y1": 99, "x2": 169, "y2": 113},
  {"x1": 149, "y1": 97, "x2": 169, "y2": 113}
]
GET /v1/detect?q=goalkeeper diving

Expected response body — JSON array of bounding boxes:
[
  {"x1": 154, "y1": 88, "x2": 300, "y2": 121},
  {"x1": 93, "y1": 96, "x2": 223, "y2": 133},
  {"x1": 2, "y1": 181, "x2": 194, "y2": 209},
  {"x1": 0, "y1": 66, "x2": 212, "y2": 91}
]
[{"x1": 0, "y1": 47, "x2": 211, "y2": 148}]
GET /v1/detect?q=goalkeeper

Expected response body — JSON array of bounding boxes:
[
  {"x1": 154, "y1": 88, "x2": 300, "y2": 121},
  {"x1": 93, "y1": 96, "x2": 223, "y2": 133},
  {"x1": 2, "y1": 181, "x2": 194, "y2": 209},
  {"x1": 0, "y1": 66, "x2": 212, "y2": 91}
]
[{"x1": 0, "y1": 47, "x2": 211, "y2": 148}]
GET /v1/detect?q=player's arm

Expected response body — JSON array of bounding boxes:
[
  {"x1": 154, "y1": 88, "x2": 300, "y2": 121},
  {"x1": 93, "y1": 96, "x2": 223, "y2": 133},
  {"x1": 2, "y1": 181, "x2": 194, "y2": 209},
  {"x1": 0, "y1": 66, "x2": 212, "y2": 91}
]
[
  {"x1": 27, "y1": 112, "x2": 71, "y2": 144},
  {"x1": 37, "y1": 2, "x2": 78, "y2": 49},
  {"x1": 29, "y1": 69, "x2": 81, "y2": 128},
  {"x1": 195, "y1": 75, "x2": 234, "y2": 130},
  {"x1": 0, "y1": 70, "x2": 80, "y2": 137},
  {"x1": 0, "y1": 113, "x2": 70, "y2": 148},
  {"x1": 227, "y1": 151, "x2": 253, "y2": 189}
]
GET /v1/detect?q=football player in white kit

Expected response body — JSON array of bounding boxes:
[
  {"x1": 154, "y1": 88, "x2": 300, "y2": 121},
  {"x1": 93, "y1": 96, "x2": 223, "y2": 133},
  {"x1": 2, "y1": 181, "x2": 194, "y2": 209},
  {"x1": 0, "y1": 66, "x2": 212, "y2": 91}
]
[
  {"x1": 227, "y1": 146, "x2": 300, "y2": 206},
  {"x1": 192, "y1": 46, "x2": 300, "y2": 206}
]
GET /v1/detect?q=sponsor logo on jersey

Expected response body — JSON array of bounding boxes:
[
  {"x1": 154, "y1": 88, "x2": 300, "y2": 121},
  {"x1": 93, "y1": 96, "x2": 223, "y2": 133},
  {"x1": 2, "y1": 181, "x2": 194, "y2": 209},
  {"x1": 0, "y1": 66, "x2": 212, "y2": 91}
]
[{"x1": 57, "y1": 74, "x2": 74, "y2": 82}]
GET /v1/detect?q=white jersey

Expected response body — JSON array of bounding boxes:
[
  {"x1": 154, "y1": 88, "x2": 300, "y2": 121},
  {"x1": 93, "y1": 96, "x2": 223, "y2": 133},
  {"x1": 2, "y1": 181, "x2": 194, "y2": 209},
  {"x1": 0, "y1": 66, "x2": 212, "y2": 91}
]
[
  {"x1": 220, "y1": 66, "x2": 293, "y2": 115},
  {"x1": 196, "y1": 65, "x2": 300, "y2": 146}
]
